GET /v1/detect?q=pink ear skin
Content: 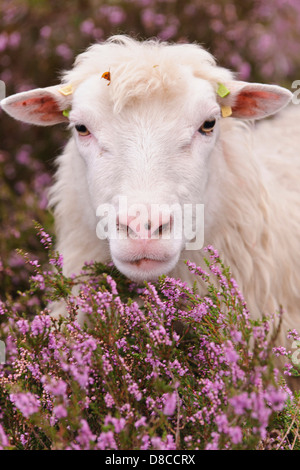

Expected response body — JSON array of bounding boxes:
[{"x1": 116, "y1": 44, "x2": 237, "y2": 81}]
[
  {"x1": 15, "y1": 95, "x2": 66, "y2": 123},
  {"x1": 219, "y1": 81, "x2": 293, "y2": 120},
  {"x1": 0, "y1": 85, "x2": 72, "y2": 126}
]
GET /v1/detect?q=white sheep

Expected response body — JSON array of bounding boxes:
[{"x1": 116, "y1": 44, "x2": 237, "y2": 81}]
[{"x1": 2, "y1": 35, "x2": 300, "y2": 384}]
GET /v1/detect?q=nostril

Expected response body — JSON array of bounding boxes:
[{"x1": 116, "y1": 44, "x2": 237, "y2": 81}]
[
  {"x1": 153, "y1": 215, "x2": 173, "y2": 238},
  {"x1": 142, "y1": 220, "x2": 151, "y2": 231},
  {"x1": 154, "y1": 222, "x2": 167, "y2": 237},
  {"x1": 118, "y1": 223, "x2": 135, "y2": 238},
  {"x1": 116, "y1": 216, "x2": 131, "y2": 237},
  {"x1": 116, "y1": 211, "x2": 173, "y2": 240}
]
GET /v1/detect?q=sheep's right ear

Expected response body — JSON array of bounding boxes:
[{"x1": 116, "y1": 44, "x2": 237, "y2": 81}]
[
  {"x1": 0, "y1": 85, "x2": 73, "y2": 126},
  {"x1": 218, "y1": 81, "x2": 293, "y2": 120}
]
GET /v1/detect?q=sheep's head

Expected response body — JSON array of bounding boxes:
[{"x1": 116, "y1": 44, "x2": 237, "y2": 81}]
[{"x1": 1, "y1": 36, "x2": 292, "y2": 282}]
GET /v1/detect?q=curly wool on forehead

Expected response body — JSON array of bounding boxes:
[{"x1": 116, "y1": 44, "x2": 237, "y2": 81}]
[{"x1": 62, "y1": 35, "x2": 234, "y2": 112}]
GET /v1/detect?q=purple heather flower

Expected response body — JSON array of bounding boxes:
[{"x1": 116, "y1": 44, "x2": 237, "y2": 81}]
[
  {"x1": 151, "y1": 435, "x2": 176, "y2": 450},
  {"x1": 56, "y1": 43, "x2": 72, "y2": 61},
  {"x1": 75, "y1": 419, "x2": 96, "y2": 450},
  {"x1": 229, "y1": 426, "x2": 242, "y2": 444},
  {"x1": 53, "y1": 405, "x2": 67, "y2": 419},
  {"x1": 49, "y1": 254, "x2": 63, "y2": 268},
  {"x1": 80, "y1": 19, "x2": 95, "y2": 35},
  {"x1": 31, "y1": 314, "x2": 51, "y2": 335},
  {"x1": 287, "y1": 329, "x2": 300, "y2": 341},
  {"x1": 215, "y1": 413, "x2": 228, "y2": 433},
  {"x1": 97, "y1": 431, "x2": 117, "y2": 450},
  {"x1": 229, "y1": 393, "x2": 251, "y2": 415},
  {"x1": 43, "y1": 377, "x2": 68, "y2": 397},
  {"x1": 104, "y1": 393, "x2": 115, "y2": 408},
  {"x1": 16, "y1": 319, "x2": 29, "y2": 334},
  {"x1": 104, "y1": 415, "x2": 126, "y2": 433},
  {"x1": 140, "y1": 434, "x2": 150, "y2": 450},
  {"x1": 10, "y1": 392, "x2": 40, "y2": 418},
  {"x1": 163, "y1": 392, "x2": 177, "y2": 416},
  {"x1": 40, "y1": 25, "x2": 52, "y2": 38},
  {"x1": 0, "y1": 424, "x2": 9, "y2": 449},
  {"x1": 135, "y1": 416, "x2": 147, "y2": 428},
  {"x1": 30, "y1": 274, "x2": 45, "y2": 291},
  {"x1": 265, "y1": 387, "x2": 287, "y2": 412},
  {"x1": 0, "y1": 300, "x2": 7, "y2": 316}
]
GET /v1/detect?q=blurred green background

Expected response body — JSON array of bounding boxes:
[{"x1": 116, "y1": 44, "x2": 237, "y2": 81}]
[{"x1": 1, "y1": 0, "x2": 300, "y2": 301}]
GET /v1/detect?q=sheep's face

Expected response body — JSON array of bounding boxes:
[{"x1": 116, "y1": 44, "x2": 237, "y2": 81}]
[
  {"x1": 69, "y1": 74, "x2": 220, "y2": 282},
  {"x1": 1, "y1": 37, "x2": 292, "y2": 282}
]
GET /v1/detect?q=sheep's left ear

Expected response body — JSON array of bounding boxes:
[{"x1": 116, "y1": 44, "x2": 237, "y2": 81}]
[
  {"x1": 219, "y1": 81, "x2": 293, "y2": 120},
  {"x1": 0, "y1": 85, "x2": 73, "y2": 126}
]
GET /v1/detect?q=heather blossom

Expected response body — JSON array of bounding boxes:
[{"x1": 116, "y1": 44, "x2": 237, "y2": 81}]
[
  {"x1": 53, "y1": 404, "x2": 67, "y2": 420},
  {"x1": 42, "y1": 377, "x2": 68, "y2": 398},
  {"x1": 74, "y1": 419, "x2": 97, "y2": 450},
  {"x1": 104, "y1": 415, "x2": 126, "y2": 433},
  {"x1": 16, "y1": 318, "x2": 29, "y2": 335},
  {"x1": 0, "y1": 232, "x2": 299, "y2": 449},
  {"x1": 163, "y1": 392, "x2": 177, "y2": 416},
  {"x1": 0, "y1": 424, "x2": 9, "y2": 450},
  {"x1": 96, "y1": 431, "x2": 117, "y2": 450},
  {"x1": 135, "y1": 416, "x2": 147, "y2": 428},
  {"x1": 0, "y1": 301, "x2": 7, "y2": 316},
  {"x1": 104, "y1": 393, "x2": 115, "y2": 409},
  {"x1": 151, "y1": 435, "x2": 176, "y2": 450},
  {"x1": 9, "y1": 392, "x2": 40, "y2": 419},
  {"x1": 229, "y1": 393, "x2": 252, "y2": 416},
  {"x1": 30, "y1": 314, "x2": 51, "y2": 336}
]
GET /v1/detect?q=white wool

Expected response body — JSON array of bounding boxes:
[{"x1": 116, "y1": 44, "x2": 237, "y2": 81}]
[
  {"x1": 2, "y1": 35, "x2": 300, "y2": 385},
  {"x1": 49, "y1": 38, "x2": 300, "y2": 341},
  {"x1": 62, "y1": 35, "x2": 234, "y2": 113}
]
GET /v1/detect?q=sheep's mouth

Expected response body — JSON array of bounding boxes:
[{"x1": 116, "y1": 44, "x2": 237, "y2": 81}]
[
  {"x1": 112, "y1": 253, "x2": 178, "y2": 282},
  {"x1": 128, "y1": 257, "x2": 167, "y2": 269},
  {"x1": 129, "y1": 256, "x2": 164, "y2": 267}
]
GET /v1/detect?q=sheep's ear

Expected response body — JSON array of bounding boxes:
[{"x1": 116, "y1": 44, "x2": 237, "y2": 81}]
[
  {"x1": 219, "y1": 81, "x2": 292, "y2": 120},
  {"x1": 0, "y1": 85, "x2": 73, "y2": 126}
]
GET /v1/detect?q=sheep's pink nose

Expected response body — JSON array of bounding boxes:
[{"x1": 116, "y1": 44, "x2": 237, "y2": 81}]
[{"x1": 117, "y1": 210, "x2": 173, "y2": 240}]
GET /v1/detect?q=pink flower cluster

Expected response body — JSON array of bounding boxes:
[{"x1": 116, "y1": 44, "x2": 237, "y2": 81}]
[{"x1": 0, "y1": 234, "x2": 296, "y2": 450}]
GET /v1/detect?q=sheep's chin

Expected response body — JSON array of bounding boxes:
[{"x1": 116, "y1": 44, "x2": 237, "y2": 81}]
[{"x1": 112, "y1": 255, "x2": 179, "y2": 283}]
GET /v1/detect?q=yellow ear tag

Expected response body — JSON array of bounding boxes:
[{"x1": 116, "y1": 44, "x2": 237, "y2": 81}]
[
  {"x1": 58, "y1": 84, "x2": 73, "y2": 96},
  {"x1": 217, "y1": 83, "x2": 230, "y2": 98},
  {"x1": 221, "y1": 105, "x2": 232, "y2": 118}
]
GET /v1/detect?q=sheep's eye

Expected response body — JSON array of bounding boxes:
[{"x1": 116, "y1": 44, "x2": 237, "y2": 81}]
[
  {"x1": 75, "y1": 124, "x2": 90, "y2": 136},
  {"x1": 199, "y1": 119, "x2": 216, "y2": 135}
]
